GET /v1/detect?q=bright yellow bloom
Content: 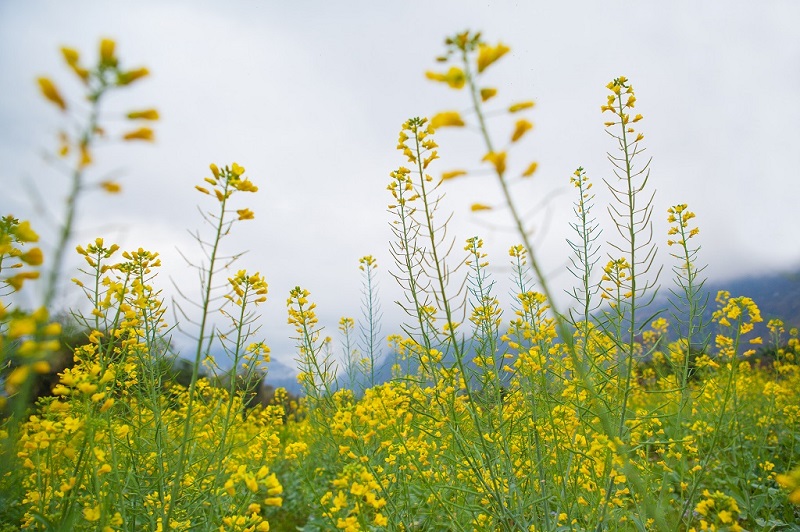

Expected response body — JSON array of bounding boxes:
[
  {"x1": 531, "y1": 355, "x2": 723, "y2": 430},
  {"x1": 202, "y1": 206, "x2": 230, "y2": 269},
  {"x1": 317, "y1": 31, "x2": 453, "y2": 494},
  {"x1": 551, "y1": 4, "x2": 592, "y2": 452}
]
[
  {"x1": 83, "y1": 504, "x2": 101, "y2": 522},
  {"x1": 471, "y1": 203, "x2": 492, "y2": 212},
  {"x1": 37, "y1": 77, "x2": 66, "y2": 111},
  {"x1": 61, "y1": 47, "x2": 89, "y2": 82},
  {"x1": 122, "y1": 127, "x2": 155, "y2": 142},
  {"x1": 20, "y1": 247, "x2": 44, "y2": 266},
  {"x1": 425, "y1": 66, "x2": 466, "y2": 89},
  {"x1": 237, "y1": 208, "x2": 255, "y2": 220},
  {"x1": 100, "y1": 38, "x2": 116, "y2": 65},
  {"x1": 482, "y1": 151, "x2": 506, "y2": 175},
  {"x1": 480, "y1": 87, "x2": 497, "y2": 101},
  {"x1": 117, "y1": 67, "x2": 149, "y2": 85},
  {"x1": 511, "y1": 119, "x2": 533, "y2": 142},
  {"x1": 100, "y1": 181, "x2": 122, "y2": 194},
  {"x1": 430, "y1": 111, "x2": 465, "y2": 128},
  {"x1": 441, "y1": 170, "x2": 467, "y2": 181},
  {"x1": 126, "y1": 109, "x2": 160, "y2": 120},
  {"x1": 509, "y1": 101, "x2": 534, "y2": 113},
  {"x1": 477, "y1": 42, "x2": 510, "y2": 73},
  {"x1": 6, "y1": 366, "x2": 30, "y2": 390},
  {"x1": 14, "y1": 220, "x2": 39, "y2": 242}
]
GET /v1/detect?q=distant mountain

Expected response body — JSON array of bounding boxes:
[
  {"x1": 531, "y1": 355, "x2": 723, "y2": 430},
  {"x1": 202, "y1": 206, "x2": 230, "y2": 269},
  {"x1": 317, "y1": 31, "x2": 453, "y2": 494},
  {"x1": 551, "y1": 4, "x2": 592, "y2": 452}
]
[
  {"x1": 268, "y1": 268, "x2": 800, "y2": 396},
  {"x1": 262, "y1": 358, "x2": 303, "y2": 396},
  {"x1": 653, "y1": 268, "x2": 800, "y2": 343}
]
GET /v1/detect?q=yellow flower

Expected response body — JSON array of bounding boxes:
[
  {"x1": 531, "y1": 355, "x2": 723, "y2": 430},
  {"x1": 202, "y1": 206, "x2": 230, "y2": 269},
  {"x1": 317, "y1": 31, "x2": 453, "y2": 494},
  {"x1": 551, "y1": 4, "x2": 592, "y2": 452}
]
[
  {"x1": 6, "y1": 366, "x2": 30, "y2": 391},
  {"x1": 20, "y1": 247, "x2": 43, "y2": 266},
  {"x1": 126, "y1": 109, "x2": 160, "y2": 120},
  {"x1": 6, "y1": 271, "x2": 39, "y2": 291},
  {"x1": 100, "y1": 38, "x2": 117, "y2": 65},
  {"x1": 80, "y1": 143, "x2": 92, "y2": 167},
  {"x1": 117, "y1": 67, "x2": 149, "y2": 85},
  {"x1": 441, "y1": 170, "x2": 467, "y2": 181},
  {"x1": 37, "y1": 77, "x2": 67, "y2": 111},
  {"x1": 13, "y1": 220, "x2": 40, "y2": 243},
  {"x1": 509, "y1": 101, "x2": 534, "y2": 113},
  {"x1": 61, "y1": 47, "x2": 89, "y2": 82},
  {"x1": 236, "y1": 208, "x2": 255, "y2": 221},
  {"x1": 425, "y1": 66, "x2": 466, "y2": 89},
  {"x1": 471, "y1": 203, "x2": 492, "y2": 212},
  {"x1": 122, "y1": 127, "x2": 155, "y2": 142},
  {"x1": 100, "y1": 181, "x2": 122, "y2": 194},
  {"x1": 60, "y1": 47, "x2": 79, "y2": 66},
  {"x1": 482, "y1": 151, "x2": 506, "y2": 175},
  {"x1": 32, "y1": 360, "x2": 51, "y2": 374},
  {"x1": 511, "y1": 119, "x2": 533, "y2": 142},
  {"x1": 477, "y1": 42, "x2": 510, "y2": 73},
  {"x1": 263, "y1": 497, "x2": 282, "y2": 507},
  {"x1": 480, "y1": 88, "x2": 497, "y2": 101},
  {"x1": 430, "y1": 111, "x2": 465, "y2": 128},
  {"x1": 83, "y1": 504, "x2": 101, "y2": 522}
]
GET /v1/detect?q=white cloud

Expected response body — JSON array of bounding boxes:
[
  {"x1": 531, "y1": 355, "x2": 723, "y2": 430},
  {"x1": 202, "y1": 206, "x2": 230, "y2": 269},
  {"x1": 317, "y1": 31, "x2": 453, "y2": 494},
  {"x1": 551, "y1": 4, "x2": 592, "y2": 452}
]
[{"x1": 2, "y1": 0, "x2": 799, "y2": 373}]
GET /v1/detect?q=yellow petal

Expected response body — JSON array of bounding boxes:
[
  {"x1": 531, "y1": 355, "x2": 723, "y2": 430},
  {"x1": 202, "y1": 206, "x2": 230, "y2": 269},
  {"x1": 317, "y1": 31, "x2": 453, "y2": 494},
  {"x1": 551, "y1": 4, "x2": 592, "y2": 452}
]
[
  {"x1": 430, "y1": 111, "x2": 465, "y2": 128},
  {"x1": 441, "y1": 170, "x2": 467, "y2": 181},
  {"x1": 100, "y1": 181, "x2": 121, "y2": 194},
  {"x1": 511, "y1": 119, "x2": 533, "y2": 143},
  {"x1": 522, "y1": 161, "x2": 538, "y2": 177},
  {"x1": 477, "y1": 43, "x2": 510, "y2": 73},
  {"x1": 126, "y1": 109, "x2": 159, "y2": 120},
  {"x1": 508, "y1": 101, "x2": 534, "y2": 113},
  {"x1": 425, "y1": 66, "x2": 466, "y2": 89},
  {"x1": 37, "y1": 77, "x2": 67, "y2": 111},
  {"x1": 117, "y1": 67, "x2": 149, "y2": 85},
  {"x1": 482, "y1": 151, "x2": 506, "y2": 175},
  {"x1": 100, "y1": 38, "x2": 116, "y2": 65},
  {"x1": 122, "y1": 127, "x2": 154, "y2": 142}
]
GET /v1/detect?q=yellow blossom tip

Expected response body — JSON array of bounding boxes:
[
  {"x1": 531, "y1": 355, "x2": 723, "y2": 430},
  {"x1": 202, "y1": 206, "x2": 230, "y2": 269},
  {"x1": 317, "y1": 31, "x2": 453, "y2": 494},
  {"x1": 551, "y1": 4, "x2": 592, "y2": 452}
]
[
  {"x1": 37, "y1": 77, "x2": 67, "y2": 111},
  {"x1": 430, "y1": 111, "x2": 465, "y2": 129},
  {"x1": 122, "y1": 127, "x2": 154, "y2": 142}
]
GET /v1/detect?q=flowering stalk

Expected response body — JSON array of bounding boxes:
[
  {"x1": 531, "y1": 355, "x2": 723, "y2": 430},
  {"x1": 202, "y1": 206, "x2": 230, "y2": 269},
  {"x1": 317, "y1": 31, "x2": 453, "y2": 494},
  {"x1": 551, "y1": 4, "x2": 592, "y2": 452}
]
[
  {"x1": 37, "y1": 39, "x2": 157, "y2": 308},
  {"x1": 167, "y1": 162, "x2": 258, "y2": 527}
]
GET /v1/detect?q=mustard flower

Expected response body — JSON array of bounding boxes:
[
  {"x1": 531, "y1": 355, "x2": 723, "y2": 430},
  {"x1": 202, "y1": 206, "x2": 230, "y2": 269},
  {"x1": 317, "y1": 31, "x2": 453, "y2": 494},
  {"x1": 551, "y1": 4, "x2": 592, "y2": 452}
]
[
  {"x1": 237, "y1": 208, "x2": 255, "y2": 220},
  {"x1": 117, "y1": 67, "x2": 149, "y2": 85},
  {"x1": 430, "y1": 111, "x2": 465, "y2": 128},
  {"x1": 100, "y1": 180, "x2": 122, "y2": 194},
  {"x1": 126, "y1": 108, "x2": 160, "y2": 120},
  {"x1": 36, "y1": 77, "x2": 66, "y2": 111},
  {"x1": 60, "y1": 46, "x2": 89, "y2": 81},
  {"x1": 508, "y1": 101, "x2": 534, "y2": 113},
  {"x1": 441, "y1": 169, "x2": 467, "y2": 181},
  {"x1": 511, "y1": 118, "x2": 533, "y2": 142},
  {"x1": 482, "y1": 150, "x2": 506, "y2": 175},
  {"x1": 99, "y1": 38, "x2": 117, "y2": 66},
  {"x1": 476, "y1": 42, "x2": 510, "y2": 72},
  {"x1": 521, "y1": 161, "x2": 538, "y2": 177},
  {"x1": 122, "y1": 127, "x2": 155, "y2": 141},
  {"x1": 425, "y1": 65, "x2": 466, "y2": 89},
  {"x1": 480, "y1": 87, "x2": 497, "y2": 101}
]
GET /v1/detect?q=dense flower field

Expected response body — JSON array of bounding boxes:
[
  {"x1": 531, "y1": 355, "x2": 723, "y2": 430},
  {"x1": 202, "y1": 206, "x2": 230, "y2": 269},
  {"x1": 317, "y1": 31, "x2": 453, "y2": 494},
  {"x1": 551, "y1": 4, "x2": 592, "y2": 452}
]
[{"x1": 1, "y1": 32, "x2": 799, "y2": 531}]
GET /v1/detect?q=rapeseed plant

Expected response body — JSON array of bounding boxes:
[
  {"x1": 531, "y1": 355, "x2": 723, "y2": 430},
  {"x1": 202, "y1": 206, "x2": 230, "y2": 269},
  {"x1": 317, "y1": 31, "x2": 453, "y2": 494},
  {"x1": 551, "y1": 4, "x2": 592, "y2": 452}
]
[{"x1": 2, "y1": 30, "x2": 799, "y2": 532}]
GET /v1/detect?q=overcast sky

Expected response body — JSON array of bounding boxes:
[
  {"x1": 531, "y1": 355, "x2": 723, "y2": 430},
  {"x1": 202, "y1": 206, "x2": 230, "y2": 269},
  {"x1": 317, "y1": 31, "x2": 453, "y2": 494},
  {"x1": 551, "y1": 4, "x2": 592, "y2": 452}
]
[{"x1": 2, "y1": 1, "x2": 799, "y2": 377}]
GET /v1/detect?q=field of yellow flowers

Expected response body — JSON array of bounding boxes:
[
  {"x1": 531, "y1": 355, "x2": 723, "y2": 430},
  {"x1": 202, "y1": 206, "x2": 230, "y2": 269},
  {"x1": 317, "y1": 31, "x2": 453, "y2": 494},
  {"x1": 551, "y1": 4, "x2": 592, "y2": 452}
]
[{"x1": 1, "y1": 32, "x2": 799, "y2": 531}]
